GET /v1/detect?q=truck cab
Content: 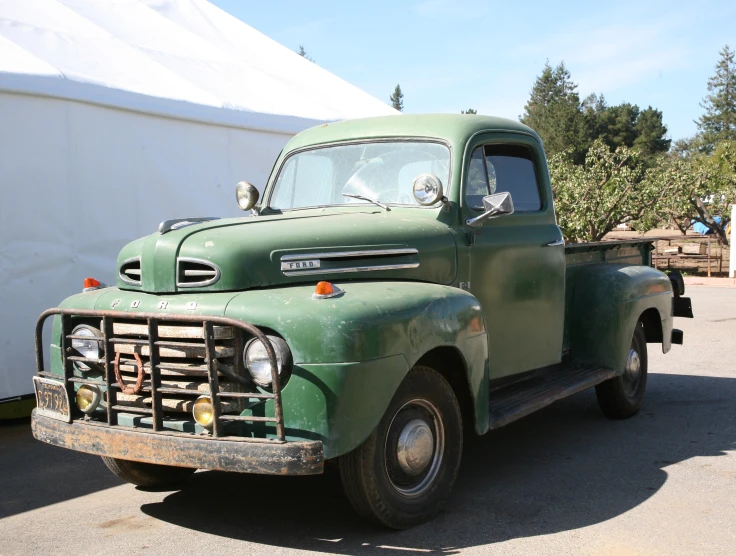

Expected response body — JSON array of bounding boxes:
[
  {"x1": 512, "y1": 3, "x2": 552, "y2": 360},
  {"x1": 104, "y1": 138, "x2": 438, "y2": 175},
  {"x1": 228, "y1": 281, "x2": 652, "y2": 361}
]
[{"x1": 31, "y1": 114, "x2": 692, "y2": 529}]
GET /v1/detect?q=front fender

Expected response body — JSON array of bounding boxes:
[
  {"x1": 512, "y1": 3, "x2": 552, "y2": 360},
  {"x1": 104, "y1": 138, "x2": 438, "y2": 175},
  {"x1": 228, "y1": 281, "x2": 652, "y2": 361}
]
[
  {"x1": 569, "y1": 264, "x2": 673, "y2": 373},
  {"x1": 225, "y1": 281, "x2": 488, "y2": 456}
]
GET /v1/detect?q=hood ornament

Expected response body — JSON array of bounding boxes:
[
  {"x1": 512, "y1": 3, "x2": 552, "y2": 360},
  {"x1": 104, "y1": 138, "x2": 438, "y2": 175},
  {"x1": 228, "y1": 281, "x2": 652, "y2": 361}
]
[{"x1": 158, "y1": 217, "x2": 219, "y2": 234}]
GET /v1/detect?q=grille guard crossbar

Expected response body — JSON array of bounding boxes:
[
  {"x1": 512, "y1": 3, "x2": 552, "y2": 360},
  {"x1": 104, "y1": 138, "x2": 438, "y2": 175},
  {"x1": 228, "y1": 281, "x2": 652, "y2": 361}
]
[{"x1": 35, "y1": 308, "x2": 286, "y2": 442}]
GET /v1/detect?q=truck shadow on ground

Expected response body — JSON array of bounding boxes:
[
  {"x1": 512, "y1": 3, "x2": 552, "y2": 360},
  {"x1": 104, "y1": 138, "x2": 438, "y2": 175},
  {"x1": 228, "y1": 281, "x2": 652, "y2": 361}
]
[
  {"x1": 0, "y1": 418, "x2": 124, "y2": 519},
  {"x1": 140, "y1": 372, "x2": 736, "y2": 554}
]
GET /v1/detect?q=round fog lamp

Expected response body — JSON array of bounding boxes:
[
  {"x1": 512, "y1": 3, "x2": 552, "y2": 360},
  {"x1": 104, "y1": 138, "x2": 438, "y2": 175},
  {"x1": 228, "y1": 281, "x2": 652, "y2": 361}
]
[
  {"x1": 193, "y1": 396, "x2": 215, "y2": 428},
  {"x1": 76, "y1": 385, "x2": 101, "y2": 414}
]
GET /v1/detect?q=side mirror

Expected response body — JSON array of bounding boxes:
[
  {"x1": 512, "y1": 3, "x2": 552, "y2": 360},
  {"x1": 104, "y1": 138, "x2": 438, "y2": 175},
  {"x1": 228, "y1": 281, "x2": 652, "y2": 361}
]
[
  {"x1": 466, "y1": 192, "x2": 514, "y2": 227},
  {"x1": 235, "y1": 181, "x2": 259, "y2": 211}
]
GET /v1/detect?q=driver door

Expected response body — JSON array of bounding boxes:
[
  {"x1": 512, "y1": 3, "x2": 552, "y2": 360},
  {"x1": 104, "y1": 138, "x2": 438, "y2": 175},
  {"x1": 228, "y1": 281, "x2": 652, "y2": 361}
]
[{"x1": 465, "y1": 139, "x2": 565, "y2": 379}]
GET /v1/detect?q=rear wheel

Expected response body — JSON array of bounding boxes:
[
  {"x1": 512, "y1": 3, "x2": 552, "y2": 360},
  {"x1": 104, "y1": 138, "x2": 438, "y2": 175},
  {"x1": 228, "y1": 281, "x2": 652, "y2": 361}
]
[
  {"x1": 338, "y1": 366, "x2": 463, "y2": 529},
  {"x1": 101, "y1": 457, "x2": 196, "y2": 487},
  {"x1": 595, "y1": 322, "x2": 648, "y2": 419}
]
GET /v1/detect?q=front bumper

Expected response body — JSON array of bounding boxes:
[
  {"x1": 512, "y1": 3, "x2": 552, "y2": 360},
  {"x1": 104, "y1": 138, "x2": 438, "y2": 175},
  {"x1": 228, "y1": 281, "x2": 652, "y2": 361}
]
[{"x1": 32, "y1": 410, "x2": 324, "y2": 475}]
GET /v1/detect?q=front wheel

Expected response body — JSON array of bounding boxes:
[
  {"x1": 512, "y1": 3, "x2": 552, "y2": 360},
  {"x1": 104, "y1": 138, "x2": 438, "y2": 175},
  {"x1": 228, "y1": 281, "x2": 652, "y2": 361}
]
[
  {"x1": 338, "y1": 366, "x2": 463, "y2": 529},
  {"x1": 595, "y1": 322, "x2": 648, "y2": 419},
  {"x1": 101, "y1": 457, "x2": 196, "y2": 488}
]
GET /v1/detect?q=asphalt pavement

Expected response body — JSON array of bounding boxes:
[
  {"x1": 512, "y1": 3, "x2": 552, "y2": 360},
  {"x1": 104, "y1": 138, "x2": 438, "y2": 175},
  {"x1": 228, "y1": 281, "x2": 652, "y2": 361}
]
[{"x1": 1, "y1": 286, "x2": 734, "y2": 555}]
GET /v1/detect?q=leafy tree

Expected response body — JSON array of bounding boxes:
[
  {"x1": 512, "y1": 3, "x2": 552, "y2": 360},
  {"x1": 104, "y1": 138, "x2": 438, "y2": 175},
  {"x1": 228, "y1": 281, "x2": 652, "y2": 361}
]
[
  {"x1": 297, "y1": 45, "x2": 314, "y2": 62},
  {"x1": 390, "y1": 84, "x2": 404, "y2": 112},
  {"x1": 549, "y1": 140, "x2": 679, "y2": 242},
  {"x1": 461, "y1": 108, "x2": 477, "y2": 114},
  {"x1": 644, "y1": 156, "x2": 708, "y2": 235},
  {"x1": 696, "y1": 45, "x2": 736, "y2": 151},
  {"x1": 704, "y1": 140, "x2": 736, "y2": 243},
  {"x1": 521, "y1": 62, "x2": 588, "y2": 163},
  {"x1": 647, "y1": 142, "x2": 736, "y2": 244}
]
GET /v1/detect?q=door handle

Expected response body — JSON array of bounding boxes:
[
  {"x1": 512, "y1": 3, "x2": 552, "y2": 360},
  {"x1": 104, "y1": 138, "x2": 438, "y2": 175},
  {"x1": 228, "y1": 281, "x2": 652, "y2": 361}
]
[{"x1": 546, "y1": 238, "x2": 564, "y2": 246}]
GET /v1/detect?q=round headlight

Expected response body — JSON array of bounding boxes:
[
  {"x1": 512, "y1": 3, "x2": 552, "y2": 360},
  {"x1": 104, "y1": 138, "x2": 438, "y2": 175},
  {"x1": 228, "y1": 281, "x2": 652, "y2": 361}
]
[
  {"x1": 193, "y1": 396, "x2": 215, "y2": 428},
  {"x1": 235, "y1": 181, "x2": 260, "y2": 211},
  {"x1": 412, "y1": 173, "x2": 444, "y2": 206},
  {"x1": 244, "y1": 335, "x2": 292, "y2": 387},
  {"x1": 71, "y1": 325, "x2": 102, "y2": 371},
  {"x1": 76, "y1": 385, "x2": 101, "y2": 414}
]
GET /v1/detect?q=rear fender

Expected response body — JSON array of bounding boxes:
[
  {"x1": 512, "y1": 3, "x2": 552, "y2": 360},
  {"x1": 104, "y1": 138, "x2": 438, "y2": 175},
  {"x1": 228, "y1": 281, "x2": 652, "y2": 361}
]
[{"x1": 569, "y1": 264, "x2": 673, "y2": 373}]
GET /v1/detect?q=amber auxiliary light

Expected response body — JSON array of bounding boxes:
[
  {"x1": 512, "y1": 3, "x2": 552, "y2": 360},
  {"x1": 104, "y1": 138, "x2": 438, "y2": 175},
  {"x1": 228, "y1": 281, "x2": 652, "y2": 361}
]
[
  {"x1": 83, "y1": 277, "x2": 107, "y2": 292},
  {"x1": 312, "y1": 281, "x2": 344, "y2": 300},
  {"x1": 315, "y1": 281, "x2": 333, "y2": 295}
]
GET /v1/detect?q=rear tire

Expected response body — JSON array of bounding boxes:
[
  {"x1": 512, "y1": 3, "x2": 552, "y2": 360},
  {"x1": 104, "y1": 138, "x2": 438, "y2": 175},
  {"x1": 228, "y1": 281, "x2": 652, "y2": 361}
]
[
  {"x1": 101, "y1": 457, "x2": 196, "y2": 487},
  {"x1": 595, "y1": 322, "x2": 648, "y2": 419},
  {"x1": 338, "y1": 366, "x2": 463, "y2": 529}
]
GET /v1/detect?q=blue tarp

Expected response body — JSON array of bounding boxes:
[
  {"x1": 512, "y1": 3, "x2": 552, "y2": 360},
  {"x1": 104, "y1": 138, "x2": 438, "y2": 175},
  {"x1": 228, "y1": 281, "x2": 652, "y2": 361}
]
[{"x1": 692, "y1": 216, "x2": 722, "y2": 235}]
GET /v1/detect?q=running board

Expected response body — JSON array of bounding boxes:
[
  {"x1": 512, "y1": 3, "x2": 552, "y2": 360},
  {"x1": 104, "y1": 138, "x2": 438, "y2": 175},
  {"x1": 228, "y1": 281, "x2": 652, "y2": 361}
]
[{"x1": 488, "y1": 364, "x2": 616, "y2": 430}]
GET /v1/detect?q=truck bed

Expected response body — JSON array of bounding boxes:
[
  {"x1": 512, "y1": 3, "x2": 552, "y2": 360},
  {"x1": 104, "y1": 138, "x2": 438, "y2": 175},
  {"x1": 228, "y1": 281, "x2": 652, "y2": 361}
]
[{"x1": 565, "y1": 238, "x2": 654, "y2": 268}]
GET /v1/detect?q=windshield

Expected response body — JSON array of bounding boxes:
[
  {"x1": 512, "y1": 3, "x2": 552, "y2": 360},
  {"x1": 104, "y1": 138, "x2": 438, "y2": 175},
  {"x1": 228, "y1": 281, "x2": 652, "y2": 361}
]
[{"x1": 269, "y1": 141, "x2": 451, "y2": 210}]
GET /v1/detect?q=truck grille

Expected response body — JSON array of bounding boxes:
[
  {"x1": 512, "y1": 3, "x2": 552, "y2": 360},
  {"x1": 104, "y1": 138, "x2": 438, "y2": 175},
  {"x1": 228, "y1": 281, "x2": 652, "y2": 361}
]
[
  {"x1": 111, "y1": 321, "x2": 245, "y2": 415},
  {"x1": 34, "y1": 309, "x2": 285, "y2": 441}
]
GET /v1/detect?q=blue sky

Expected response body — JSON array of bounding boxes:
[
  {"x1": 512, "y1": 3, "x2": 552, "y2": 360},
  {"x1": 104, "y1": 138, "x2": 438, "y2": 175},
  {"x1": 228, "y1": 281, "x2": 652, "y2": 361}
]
[{"x1": 213, "y1": 0, "x2": 735, "y2": 142}]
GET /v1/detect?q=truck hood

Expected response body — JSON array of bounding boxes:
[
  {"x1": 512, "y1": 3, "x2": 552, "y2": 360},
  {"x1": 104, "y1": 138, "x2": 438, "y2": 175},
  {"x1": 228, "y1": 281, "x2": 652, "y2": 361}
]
[{"x1": 116, "y1": 208, "x2": 458, "y2": 293}]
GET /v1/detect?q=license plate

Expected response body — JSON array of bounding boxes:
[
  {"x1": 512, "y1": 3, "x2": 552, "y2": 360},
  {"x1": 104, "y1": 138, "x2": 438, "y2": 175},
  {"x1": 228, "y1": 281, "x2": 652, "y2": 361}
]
[{"x1": 33, "y1": 376, "x2": 71, "y2": 423}]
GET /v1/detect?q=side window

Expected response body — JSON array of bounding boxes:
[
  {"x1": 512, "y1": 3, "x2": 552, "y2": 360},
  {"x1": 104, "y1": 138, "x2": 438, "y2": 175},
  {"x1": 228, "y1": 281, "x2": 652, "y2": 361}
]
[
  {"x1": 484, "y1": 145, "x2": 542, "y2": 212},
  {"x1": 465, "y1": 147, "x2": 489, "y2": 209}
]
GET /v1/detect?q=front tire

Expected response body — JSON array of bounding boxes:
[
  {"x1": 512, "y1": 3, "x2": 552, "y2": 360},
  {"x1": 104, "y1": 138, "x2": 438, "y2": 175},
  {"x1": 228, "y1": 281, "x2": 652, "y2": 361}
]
[
  {"x1": 595, "y1": 322, "x2": 648, "y2": 419},
  {"x1": 101, "y1": 457, "x2": 196, "y2": 487},
  {"x1": 338, "y1": 366, "x2": 463, "y2": 529}
]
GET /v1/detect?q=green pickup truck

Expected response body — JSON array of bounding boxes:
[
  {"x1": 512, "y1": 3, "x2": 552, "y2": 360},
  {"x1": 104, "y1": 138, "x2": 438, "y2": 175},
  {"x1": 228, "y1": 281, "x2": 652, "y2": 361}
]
[{"x1": 31, "y1": 114, "x2": 693, "y2": 529}]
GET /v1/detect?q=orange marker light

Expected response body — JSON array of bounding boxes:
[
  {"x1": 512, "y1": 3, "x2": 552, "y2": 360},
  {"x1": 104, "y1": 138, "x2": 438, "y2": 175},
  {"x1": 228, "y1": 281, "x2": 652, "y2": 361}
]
[
  {"x1": 315, "y1": 281, "x2": 334, "y2": 296},
  {"x1": 84, "y1": 277, "x2": 101, "y2": 289}
]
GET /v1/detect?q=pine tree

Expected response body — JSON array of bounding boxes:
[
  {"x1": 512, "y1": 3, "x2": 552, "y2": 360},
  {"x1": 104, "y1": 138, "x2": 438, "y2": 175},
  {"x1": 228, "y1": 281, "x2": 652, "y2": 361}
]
[
  {"x1": 583, "y1": 95, "x2": 669, "y2": 165},
  {"x1": 390, "y1": 84, "x2": 404, "y2": 112},
  {"x1": 696, "y1": 45, "x2": 736, "y2": 150},
  {"x1": 461, "y1": 108, "x2": 477, "y2": 114},
  {"x1": 633, "y1": 107, "x2": 671, "y2": 160},
  {"x1": 520, "y1": 61, "x2": 588, "y2": 163},
  {"x1": 297, "y1": 45, "x2": 314, "y2": 62}
]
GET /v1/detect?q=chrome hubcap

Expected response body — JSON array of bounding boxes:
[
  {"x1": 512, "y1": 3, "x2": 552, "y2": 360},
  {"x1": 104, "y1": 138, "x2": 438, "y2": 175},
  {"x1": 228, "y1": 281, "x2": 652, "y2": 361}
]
[
  {"x1": 625, "y1": 348, "x2": 641, "y2": 381},
  {"x1": 385, "y1": 399, "x2": 445, "y2": 498},
  {"x1": 397, "y1": 419, "x2": 435, "y2": 476},
  {"x1": 622, "y1": 347, "x2": 642, "y2": 396}
]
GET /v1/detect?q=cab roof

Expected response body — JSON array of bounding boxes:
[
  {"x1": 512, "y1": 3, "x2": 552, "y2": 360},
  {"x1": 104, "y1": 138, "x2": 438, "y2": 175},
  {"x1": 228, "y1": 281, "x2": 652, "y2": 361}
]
[{"x1": 283, "y1": 113, "x2": 542, "y2": 153}]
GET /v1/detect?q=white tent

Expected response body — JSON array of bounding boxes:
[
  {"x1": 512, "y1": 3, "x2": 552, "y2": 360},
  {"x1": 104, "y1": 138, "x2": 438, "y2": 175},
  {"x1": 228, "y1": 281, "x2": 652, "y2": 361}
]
[{"x1": 0, "y1": 0, "x2": 396, "y2": 405}]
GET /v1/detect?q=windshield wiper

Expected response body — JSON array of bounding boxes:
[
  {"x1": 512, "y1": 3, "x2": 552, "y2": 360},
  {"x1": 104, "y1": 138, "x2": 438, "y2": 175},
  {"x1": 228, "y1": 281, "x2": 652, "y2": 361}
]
[{"x1": 343, "y1": 193, "x2": 391, "y2": 211}]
